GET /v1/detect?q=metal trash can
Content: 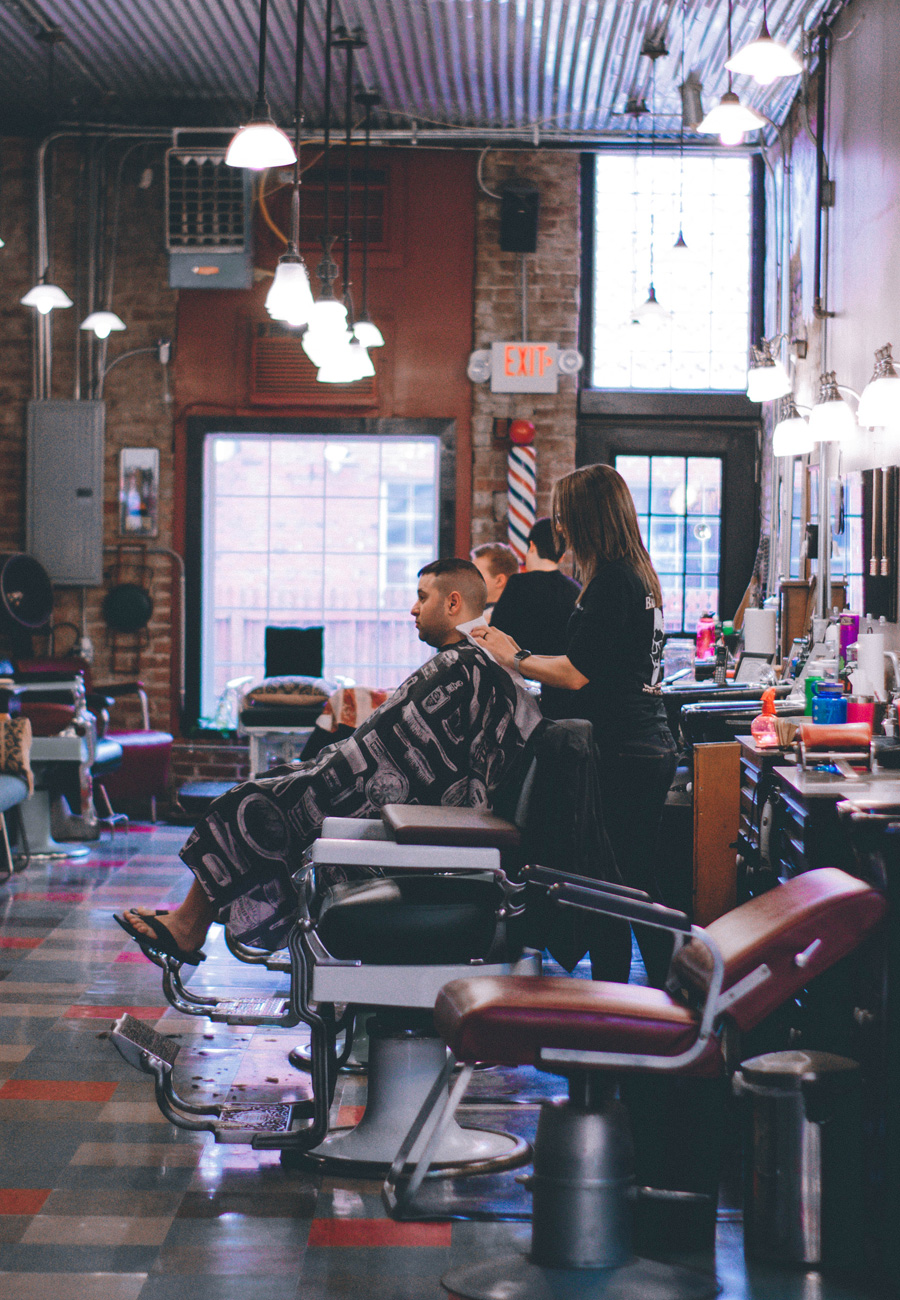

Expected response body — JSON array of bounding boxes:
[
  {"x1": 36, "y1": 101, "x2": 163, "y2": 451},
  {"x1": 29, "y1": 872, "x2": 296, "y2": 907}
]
[{"x1": 734, "y1": 1050, "x2": 863, "y2": 1269}]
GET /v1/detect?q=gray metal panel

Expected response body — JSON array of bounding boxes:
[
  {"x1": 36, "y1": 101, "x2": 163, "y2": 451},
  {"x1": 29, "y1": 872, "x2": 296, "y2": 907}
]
[{"x1": 26, "y1": 400, "x2": 105, "y2": 588}]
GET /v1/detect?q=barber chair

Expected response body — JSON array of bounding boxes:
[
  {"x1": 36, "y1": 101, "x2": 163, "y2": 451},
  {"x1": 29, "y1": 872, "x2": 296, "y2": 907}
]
[
  {"x1": 108, "y1": 803, "x2": 541, "y2": 1169},
  {"x1": 383, "y1": 865, "x2": 885, "y2": 1300},
  {"x1": 662, "y1": 681, "x2": 791, "y2": 747}
]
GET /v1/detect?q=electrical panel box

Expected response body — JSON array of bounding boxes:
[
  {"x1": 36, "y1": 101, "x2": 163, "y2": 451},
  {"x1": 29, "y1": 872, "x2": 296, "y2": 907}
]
[
  {"x1": 166, "y1": 148, "x2": 254, "y2": 290},
  {"x1": 26, "y1": 400, "x2": 105, "y2": 587}
]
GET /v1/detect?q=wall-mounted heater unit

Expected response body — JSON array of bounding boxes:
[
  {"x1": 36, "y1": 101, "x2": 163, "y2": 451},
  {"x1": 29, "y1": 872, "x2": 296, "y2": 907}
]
[{"x1": 165, "y1": 149, "x2": 253, "y2": 289}]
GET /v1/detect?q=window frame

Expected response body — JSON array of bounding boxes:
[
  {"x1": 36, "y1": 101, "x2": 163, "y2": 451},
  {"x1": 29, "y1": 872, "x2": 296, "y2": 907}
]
[
  {"x1": 578, "y1": 151, "x2": 765, "y2": 396},
  {"x1": 183, "y1": 415, "x2": 457, "y2": 729}
]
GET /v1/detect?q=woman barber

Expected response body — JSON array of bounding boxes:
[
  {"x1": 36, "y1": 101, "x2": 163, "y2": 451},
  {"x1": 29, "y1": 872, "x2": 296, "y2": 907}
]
[{"x1": 471, "y1": 463, "x2": 677, "y2": 985}]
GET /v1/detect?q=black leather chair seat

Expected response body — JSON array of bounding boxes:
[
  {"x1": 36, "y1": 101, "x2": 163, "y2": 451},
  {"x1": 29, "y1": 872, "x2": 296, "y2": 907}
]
[{"x1": 315, "y1": 875, "x2": 511, "y2": 965}]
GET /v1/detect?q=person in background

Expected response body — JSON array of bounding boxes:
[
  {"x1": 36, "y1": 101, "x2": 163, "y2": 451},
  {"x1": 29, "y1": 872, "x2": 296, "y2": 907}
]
[
  {"x1": 490, "y1": 517, "x2": 580, "y2": 718},
  {"x1": 470, "y1": 542, "x2": 520, "y2": 621},
  {"x1": 472, "y1": 464, "x2": 677, "y2": 986}
]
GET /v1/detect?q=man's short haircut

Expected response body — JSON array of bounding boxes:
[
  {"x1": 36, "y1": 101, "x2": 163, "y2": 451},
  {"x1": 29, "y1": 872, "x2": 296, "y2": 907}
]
[
  {"x1": 418, "y1": 558, "x2": 487, "y2": 613},
  {"x1": 528, "y1": 517, "x2": 565, "y2": 562},
  {"x1": 470, "y1": 542, "x2": 520, "y2": 579}
]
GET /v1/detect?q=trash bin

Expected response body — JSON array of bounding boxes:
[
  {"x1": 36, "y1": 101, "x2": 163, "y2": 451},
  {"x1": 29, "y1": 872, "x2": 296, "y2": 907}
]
[{"x1": 734, "y1": 1050, "x2": 864, "y2": 1269}]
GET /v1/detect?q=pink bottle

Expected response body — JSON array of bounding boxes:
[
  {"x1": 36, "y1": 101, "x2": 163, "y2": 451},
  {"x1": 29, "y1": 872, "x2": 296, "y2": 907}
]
[
  {"x1": 696, "y1": 612, "x2": 716, "y2": 661},
  {"x1": 751, "y1": 688, "x2": 780, "y2": 748}
]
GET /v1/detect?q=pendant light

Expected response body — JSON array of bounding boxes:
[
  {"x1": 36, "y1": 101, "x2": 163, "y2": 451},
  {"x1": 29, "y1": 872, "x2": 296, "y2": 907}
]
[
  {"x1": 673, "y1": 0, "x2": 688, "y2": 252},
  {"x1": 265, "y1": 0, "x2": 315, "y2": 328},
  {"x1": 772, "y1": 396, "x2": 813, "y2": 457},
  {"x1": 21, "y1": 280, "x2": 73, "y2": 314},
  {"x1": 725, "y1": 1, "x2": 802, "y2": 86},
  {"x1": 808, "y1": 371, "x2": 856, "y2": 442},
  {"x1": 80, "y1": 310, "x2": 126, "y2": 339},
  {"x1": 632, "y1": 66, "x2": 670, "y2": 325},
  {"x1": 319, "y1": 25, "x2": 371, "y2": 383},
  {"x1": 857, "y1": 343, "x2": 900, "y2": 428},
  {"x1": 226, "y1": 0, "x2": 297, "y2": 170},
  {"x1": 699, "y1": 0, "x2": 766, "y2": 146},
  {"x1": 746, "y1": 336, "x2": 791, "y2": 402},
  {"x1": 304, "y1": 0, "x2": 348, "y2": 348},
  {"x1": 352, "y1": 91, "x2": 384, "y2": 348}
]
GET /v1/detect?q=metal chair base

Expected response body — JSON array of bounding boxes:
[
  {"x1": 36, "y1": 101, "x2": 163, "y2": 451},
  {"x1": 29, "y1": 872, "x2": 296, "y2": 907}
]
[{"x1": 442, "y1": 1252, "x2": 719, "y2": 1300}]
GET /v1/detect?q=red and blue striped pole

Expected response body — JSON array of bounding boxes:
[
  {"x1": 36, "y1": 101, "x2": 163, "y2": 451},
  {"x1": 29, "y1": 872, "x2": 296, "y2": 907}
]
[{"x1": 507, "y1": 419, "x2": 536, "y2": 565}]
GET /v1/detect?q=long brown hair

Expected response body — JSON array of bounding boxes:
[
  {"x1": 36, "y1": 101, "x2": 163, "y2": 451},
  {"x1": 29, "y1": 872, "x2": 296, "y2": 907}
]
[{"x1": 551, "y1": 463, "x2": 663, "y2": 607}]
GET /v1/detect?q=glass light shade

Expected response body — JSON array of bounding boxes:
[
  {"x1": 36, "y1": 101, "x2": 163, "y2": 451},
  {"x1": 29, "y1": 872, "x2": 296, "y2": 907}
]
[
  {"x1": 725, "y1": 26, "x2": 803, "y2": 85},
  {"x1": 21, "y1": 282, "x2": 73, "y2": 313},
  {"x1": 0, "y1": 236, "x2": 5, "y2": 249},
  {"x1": 317, "y1": 337, "x2": 373, "y2": 384},
  {"x1": 80, "y1": 310, "x2": 126, "y2": 339},
  {"x1": 265, "y1": 258, "x2": 314, "y2": 327},
  {"x1": 301, "y1": 329, "x2": 329, "y2": 367},
  {"x1": 225, "y1": 120, "x2": 296, "y2": 170},
  {"x1": 808, "y1": 393, "x2": 856, "y2": 442},
  {"x1": 352, "y1": 318, "x2": 384, "y2": 348},
  {"x1": 698, "y1": 92, "x2": 766, "y2": 147},
  {"x1": 858, "y1": 375, "x2": 900, "y2": 428},
  {"x1": 306, "y1": 297, "x2": 348, "y2": 337},
  {"x1": 772, "y1": 414, "x2": 813, "y2": 457},
  {"x1": 747, "y1": 358, "x2": 791, "y2": 402}
]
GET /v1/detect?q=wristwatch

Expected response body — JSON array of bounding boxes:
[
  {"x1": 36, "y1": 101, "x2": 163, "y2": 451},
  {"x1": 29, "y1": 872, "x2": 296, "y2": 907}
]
[{"x1": 513, "y1": 648, "x2": 533, "y2": 666}]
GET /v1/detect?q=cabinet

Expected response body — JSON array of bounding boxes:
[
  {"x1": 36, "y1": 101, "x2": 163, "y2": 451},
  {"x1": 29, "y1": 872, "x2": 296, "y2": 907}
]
[{"x1": 26, "y1": 400, "x2": 105, "y2": 586}]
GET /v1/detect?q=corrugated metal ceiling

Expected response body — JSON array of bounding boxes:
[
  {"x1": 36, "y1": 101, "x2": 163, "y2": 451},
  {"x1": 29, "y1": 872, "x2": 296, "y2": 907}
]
[{"x1": 0, "y1": 0, "x2": 843, "y2": 142}]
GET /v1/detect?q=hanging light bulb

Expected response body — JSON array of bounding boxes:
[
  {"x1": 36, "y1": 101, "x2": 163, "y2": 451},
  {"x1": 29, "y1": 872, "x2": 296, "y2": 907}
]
[
  {"x1": 725, "y1": 2, "x2": 802, "y2": 86},
  {"x1": 857, "y1": 343, "x2": 900, "y2": 428},
  {"x1": 21, "y1": 282, "x2": 73, "y2": 314},
  {"x1": 226, "y1": 0, "x2": 296, "y2": 170},
  {"x1": 264, "y1": 0, "x2": 314, "y2": 328},
  {"x1": 353, "y1": 90, "x2": 384, "y2": 349},
  {"x1": 317, "y1": 333, "x2": 373, "y2": 383},
  {"x1": 772, "y1": 396, "x2": 813, "y2": 457},
  {"x1": 808, "y1": 371, "x2": 857, "y2": 442},
  {"x1": 631, "y1": 283, "x2": 671, "y2": 324},
  {"x1": 80, "y1": 310, "x2": 126, "y2": 339},
  {"x1": 352, "y1": 319, "x2": 384, "y2": 348},
  {"x1": 746, "y1": 337, "x2": 791, "y2": 402}
]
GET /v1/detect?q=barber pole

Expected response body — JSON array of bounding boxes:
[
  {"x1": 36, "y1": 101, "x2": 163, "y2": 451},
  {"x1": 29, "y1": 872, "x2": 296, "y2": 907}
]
[{"x1": 507, "y1": 420, "x2": 536, "y2": 564}]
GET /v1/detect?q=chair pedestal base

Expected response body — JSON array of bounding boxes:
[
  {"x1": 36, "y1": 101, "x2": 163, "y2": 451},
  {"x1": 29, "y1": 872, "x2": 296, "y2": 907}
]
[
  {"x1": 15, "y1": 791, "x2": 90, "y2": 862},
  {"x1": 308, "y1": 1022, "x2": 526, "y2": 1173},
  {"x1": 442, "y1": 1251, "x2": 718, "y2": 1300}
]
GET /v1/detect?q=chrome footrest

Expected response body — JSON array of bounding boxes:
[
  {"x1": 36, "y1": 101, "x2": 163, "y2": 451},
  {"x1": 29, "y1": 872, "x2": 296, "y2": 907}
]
[
  {"x1": 214, "y1": 1103, "x2": 296, "y2": 1142},
  {"x1": 211, "y1": 996, "x2": 292, "y2": 1025}
]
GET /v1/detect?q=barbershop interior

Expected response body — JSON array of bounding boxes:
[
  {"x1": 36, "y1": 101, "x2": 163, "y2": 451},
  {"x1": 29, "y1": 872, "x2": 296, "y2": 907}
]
[{"x1": 5, "y1": 0, "x2": 900, "y2": 1297}]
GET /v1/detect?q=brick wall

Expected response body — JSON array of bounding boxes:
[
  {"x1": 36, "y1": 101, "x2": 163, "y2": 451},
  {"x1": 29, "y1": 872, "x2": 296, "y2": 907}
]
[
  {"x1": 471, "y1": 151, "x2": 581, "y2": 545},
  {"x1": 170, "y1": 733, "x2": 250, "y2": 790}
]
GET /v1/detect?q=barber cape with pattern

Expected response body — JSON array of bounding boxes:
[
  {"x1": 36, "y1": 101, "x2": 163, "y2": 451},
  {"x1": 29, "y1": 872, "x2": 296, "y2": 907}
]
[{"x1": 180, "y1": 643, "x2": 543, "y2": 950}]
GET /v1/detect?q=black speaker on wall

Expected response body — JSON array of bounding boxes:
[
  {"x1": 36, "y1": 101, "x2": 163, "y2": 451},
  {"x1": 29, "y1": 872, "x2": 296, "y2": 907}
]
[{"x1": 499, "y1": 183, "x2": 540, "y2": 252}]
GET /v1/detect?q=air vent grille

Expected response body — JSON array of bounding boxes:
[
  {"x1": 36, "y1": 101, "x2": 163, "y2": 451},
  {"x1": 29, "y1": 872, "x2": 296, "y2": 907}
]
[
  {"x1": 250, "y1": 324, "x2": 378, "y2": 407},
  {"x1": 166, "y1": 149, "x2": 249, "y2": 251}
]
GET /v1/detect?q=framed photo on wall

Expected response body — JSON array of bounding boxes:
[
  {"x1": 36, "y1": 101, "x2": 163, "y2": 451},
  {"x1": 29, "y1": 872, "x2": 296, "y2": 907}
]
[{"x1": 119, "y1": 447, "x2": 159, "y2": 538}]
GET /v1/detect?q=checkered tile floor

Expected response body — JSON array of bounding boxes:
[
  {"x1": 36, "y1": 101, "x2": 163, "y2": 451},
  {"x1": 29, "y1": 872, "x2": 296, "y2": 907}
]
[{"x1": 0, "y1": 823, "x2": 886, "y2": 1298}]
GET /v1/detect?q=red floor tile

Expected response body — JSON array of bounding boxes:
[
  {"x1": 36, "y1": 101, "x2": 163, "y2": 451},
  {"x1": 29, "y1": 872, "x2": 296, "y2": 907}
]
[
  {"x1": 0, "y1": 937, "x2": 43, "y2": 949},
  {"x1": 64, "y1": 1004, "x2": 168, "y2": 1019},
  {"x1": 308, "y1": 1218, "x2": 452, "y2": 1247},
  {"x1": 0, "y1": 1188, "x2": 51, "y2": 1215},
  {"x1": 336, "y1": 1105, "x2": 366, "y2": 1126},
  {"x1": 13, "y1": 892, "x2": 86, "y2": 902},
  {"x1": 114, "y1": 950, "x2": 155, "y2": 964},
  {"x1": 0, "y1": 1079, "x2": 119, "y2": 1102}
]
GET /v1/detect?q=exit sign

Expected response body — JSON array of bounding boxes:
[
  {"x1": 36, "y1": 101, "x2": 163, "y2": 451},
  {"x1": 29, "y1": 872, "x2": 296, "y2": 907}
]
[{"x1": 490, "y1": 341, "x2": 559, "y2": 393}]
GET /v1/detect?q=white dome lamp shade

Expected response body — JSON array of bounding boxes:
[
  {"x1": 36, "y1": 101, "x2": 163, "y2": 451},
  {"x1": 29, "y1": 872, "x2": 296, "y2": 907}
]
[
  {"x1": 225, "y1": 0, "x2": 296, "y2": 171},
  {"x1": 747, "y1": 337, "x2": 792, "y2": 402},
  {"x1": 808, "y1": 371, "x2": 857, "y2": 442},
  {"x1": 352, "y1": 319, "x2": 384, "y2": 349},
  {"x1": 857, "y1": 343, "x2": 900, "y2": 428},
  {"x1": 80, "y1": 310, "x2": 126, "y2": 339},
  {"x1": 772, "y1": 396, "x2": 813, "y2": 457},
  {"x1": 698, "y1": 91, "x2": 766, "y2": 147},
  {"x1": 631, "y1": 283, "x2": 671, "y2": 325},
  {"x1": 317, "y1": 333, "x2": 373, "y2": 384},
  {"x1": 21, "y1": 282, "x2": 73, "y2": 314},
  {"x1": 725, "y1": 3, "x2": 803, "y2": 87}
]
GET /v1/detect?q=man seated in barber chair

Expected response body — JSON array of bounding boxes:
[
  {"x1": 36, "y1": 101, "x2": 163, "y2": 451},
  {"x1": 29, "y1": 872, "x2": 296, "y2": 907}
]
[{"x1": 115, "y1": 558, "x2": 544, "y2": 965}]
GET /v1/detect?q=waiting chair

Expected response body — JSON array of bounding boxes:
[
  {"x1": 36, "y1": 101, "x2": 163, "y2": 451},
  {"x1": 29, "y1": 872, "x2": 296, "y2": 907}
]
[{"x1": 383, "y1": 865, "x2": 886, "y2": 1300}]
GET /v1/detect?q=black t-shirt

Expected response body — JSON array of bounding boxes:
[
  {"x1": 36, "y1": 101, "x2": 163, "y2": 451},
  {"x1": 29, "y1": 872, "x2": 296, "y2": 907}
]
[
  {"x1": 562, "y1": 559, "x2": 668, "y2": 748},
  {"x1": 491, "y1": 569, "x2": 581, "y2": 720}
]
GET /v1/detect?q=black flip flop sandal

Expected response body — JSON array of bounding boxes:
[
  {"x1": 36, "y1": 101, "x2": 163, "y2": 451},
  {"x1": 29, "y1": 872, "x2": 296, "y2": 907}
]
[{"x1": 114, "y1": 911, "x2": 207, "y2": 965}]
